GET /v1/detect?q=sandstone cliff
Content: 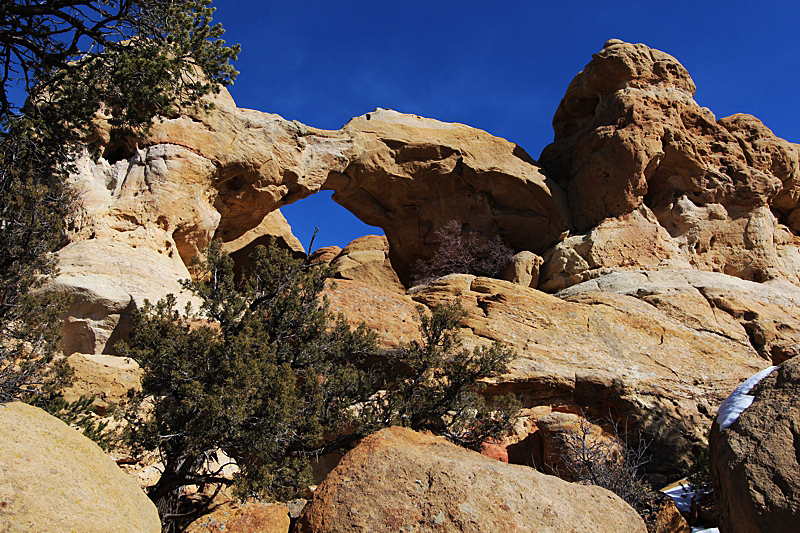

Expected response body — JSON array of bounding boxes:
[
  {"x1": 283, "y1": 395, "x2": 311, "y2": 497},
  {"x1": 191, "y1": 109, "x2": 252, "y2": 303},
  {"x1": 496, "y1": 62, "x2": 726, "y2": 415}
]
[{"x1": 52, "y1": 39, "x2": 800, "y2": 497}]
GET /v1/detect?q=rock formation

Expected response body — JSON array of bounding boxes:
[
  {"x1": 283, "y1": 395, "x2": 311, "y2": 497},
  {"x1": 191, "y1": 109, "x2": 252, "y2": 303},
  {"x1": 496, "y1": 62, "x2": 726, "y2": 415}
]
[
  {"x1": 558, "y1": 269, "x2": 800, "y2": 363},
  {"x1": 410, "y1": 274, "x2": 763, "y2": 476},
  {"x1": 184, "y1": 501, "x2": 290, "y2": 533},
  {"x1": 328, "y1": 235, "x2": 405, "y2": 293},
  {"x1": 710, "y1": 358, "x2": 800, "y2": 533},
  {"x1": 538, "y1": 39, "x2": 800, "y2": 289},
  {"x1": 43, "y1": 37, "x2": 800, "y2": 527},
  {"x1": 0, "y1": 402, "x2": 161, "y2": 533},
  {"x1": 295, "y1": 426, "x2": 647, "y2": 533}
]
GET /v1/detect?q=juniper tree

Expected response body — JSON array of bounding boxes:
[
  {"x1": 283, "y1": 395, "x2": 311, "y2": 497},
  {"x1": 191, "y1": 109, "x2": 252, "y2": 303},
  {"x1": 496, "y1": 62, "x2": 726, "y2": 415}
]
[
  {"x1": 0, "y1": 0, "x2": 239, "y2": 402},
  {"x1": 122, "y1": 239, "x2": 519, "y2": 531}
]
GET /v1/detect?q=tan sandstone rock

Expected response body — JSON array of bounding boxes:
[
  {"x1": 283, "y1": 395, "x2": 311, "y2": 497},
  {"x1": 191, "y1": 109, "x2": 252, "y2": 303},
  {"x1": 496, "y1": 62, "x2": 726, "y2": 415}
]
[
  {"x1": 412, "y1": 275, "x2": 765, "y2": 476},
  {"x1": 501, "y1": 250, "x2": 544, "y2": 288},
  {"x1": 328, "y1": 274, "x2": 764, "y2": 476},
  {"x1": 185, "y1": 501, "x2": 290, "y2": 533},
  {"x1": 323, "y1": 279, "x2": 422, "y2": 350},
  {"x1": 62, "y1": 353, "x2": 142, "y2": 414},
  {"x1": 331, "y1": 108, "x2": 570, "y2": 283},
  {"x1": 0, "y1": 402, "x2": 161, "y2": 533},
  {"x1": 60, "y1": 89, "x2": 572, "y2": 347},
  {"x1": 53, "y1": 238, "x2": 196, "y2": 355},
  {"x1": 710, "y1": 358, "x2": 800, "y2": 533},
  {"x1": 296, "y1": 426, "x2": 647, "y2": 533},
  {"x1": 329, "y1": 235, "x2": 405, "y2": 293},
  {"x1": 539, "y1": 40, "x2": 800, "y2": 286},
  {"x1": 557, "y1": 269, "x2": 800, "y2": 363}
]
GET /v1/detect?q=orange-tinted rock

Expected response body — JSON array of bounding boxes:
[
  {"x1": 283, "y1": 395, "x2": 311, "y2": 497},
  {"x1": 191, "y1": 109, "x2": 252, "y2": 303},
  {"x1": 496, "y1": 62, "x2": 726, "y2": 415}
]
[
  {"x1": 323, "y1": 279, "x2": 422, "y2": 350},
  {"x1": 539, "y1": 40, "x2": 800, "y2": 286},
  {"x1": 296, "y1": 426, "x2": 647, "y2": 533},
  {"x1": 185, "y1": 501, "x2": 290, "y2": 533},
  {"x1": 329, "y1": 235, "x2": 405, "y2": 293},
  {"x1": 649, "y1": 498, "x2": 691, "y2": 533}
]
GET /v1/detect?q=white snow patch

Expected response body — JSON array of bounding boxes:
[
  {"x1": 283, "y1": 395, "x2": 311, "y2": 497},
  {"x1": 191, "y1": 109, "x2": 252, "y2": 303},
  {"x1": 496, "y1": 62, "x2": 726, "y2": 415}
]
[
  {"x1": 662, "y1": 483, "x2": 694, "y2": 513},
  {"x1": 716, "y1": 366, "x2": 777, "y2": 431},
  {"x1": 661, "y1": 484, "x2": 720, "y2": 532}
]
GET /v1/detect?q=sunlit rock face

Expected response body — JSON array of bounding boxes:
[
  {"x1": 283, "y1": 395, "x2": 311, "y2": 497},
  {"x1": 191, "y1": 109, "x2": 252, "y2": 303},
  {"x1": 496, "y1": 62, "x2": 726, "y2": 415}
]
[
  {"x1": 50, "y1": 39, "x2": 800, "y2": 485},
  {"x1": 538, "y1": 39, "x2": 800, "y2": 288}
]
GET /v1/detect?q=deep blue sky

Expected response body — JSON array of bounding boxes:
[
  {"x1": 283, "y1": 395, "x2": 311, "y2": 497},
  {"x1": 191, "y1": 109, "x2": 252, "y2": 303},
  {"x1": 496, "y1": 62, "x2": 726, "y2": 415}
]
[{"x1": 213, "y1": 1, "x2": 800, "y2": 250}]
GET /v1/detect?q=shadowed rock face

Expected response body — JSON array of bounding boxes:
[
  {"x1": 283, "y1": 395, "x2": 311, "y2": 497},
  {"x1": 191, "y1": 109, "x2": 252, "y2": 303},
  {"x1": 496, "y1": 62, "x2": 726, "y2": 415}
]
[
  {"x1": 539, "y1": 39, "x2": 800, "y2": 287},
  {"x1": 710, "y1": 358, "x2": 800, "y2": 533}
]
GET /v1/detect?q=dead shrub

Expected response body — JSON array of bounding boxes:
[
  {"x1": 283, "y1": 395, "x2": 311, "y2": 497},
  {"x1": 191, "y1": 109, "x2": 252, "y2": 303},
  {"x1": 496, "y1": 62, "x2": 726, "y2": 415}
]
[{"x1": 413, "y1": 220, "x2": 513, "y2": 284}]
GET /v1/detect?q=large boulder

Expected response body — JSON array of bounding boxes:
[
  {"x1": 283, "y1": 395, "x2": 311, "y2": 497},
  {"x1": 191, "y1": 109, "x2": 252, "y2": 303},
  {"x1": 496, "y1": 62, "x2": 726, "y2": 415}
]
[
  {"x1": 295, "y1": 426, "x2": 647, "y2": 533},
  {"x1": 0, "y1": 402, "x2": 161, "y2": 533},
  {"x1": 185, "y1": 501, "x2": 290, "y2": 533},
  {"x1": 710, "y1": 359, "x2": 800, "y2": 533},
  {"x1": 539, "y1": 40, "x2": 800, "y2": 287}
]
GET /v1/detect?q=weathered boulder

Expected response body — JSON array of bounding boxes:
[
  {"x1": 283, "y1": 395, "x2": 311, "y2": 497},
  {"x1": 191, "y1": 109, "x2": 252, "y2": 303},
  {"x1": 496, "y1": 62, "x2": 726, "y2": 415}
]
[
  {"x1": 0, "y1": 402, "x2": 161, "y2": 533},
  {"x1": 185, "y1": 501, "x2": 290, "y2": 533},
  {"x1": 710, "y1": 359, "x2": 800, "y2": 533},
  {"x1": 295, "y1": 426, "x2": 647, "y2": 533},
  {"x1": 62, "y1": 353, "x2": 142, "y2": 414},
  {"x1": 501, "y1": 250, "x2": 544, "y2": 288},
  {"x1": 308, "y1": 245, "x2": 342, "y2": 264},
  {"x1": 539, "y1": 40, "x2": 800, "y2": 286},
  {"x1": 53, "y1": 238, "x2": 196, "y2": 356},
  {"x1": 329, "y1": 235, "x2": 405, "y2": 293}
]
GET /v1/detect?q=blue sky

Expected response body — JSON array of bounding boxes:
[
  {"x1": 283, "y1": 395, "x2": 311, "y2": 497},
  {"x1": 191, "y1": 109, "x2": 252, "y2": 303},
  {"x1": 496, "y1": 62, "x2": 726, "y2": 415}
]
[{"x1": 213, "y1": 1, "x2": 800, "y2": 250}]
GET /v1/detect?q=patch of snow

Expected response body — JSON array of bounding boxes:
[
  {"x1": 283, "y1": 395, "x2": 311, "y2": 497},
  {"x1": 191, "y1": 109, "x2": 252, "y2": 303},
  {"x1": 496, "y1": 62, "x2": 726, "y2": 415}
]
[
  {"x1": 662, "y1": 483, "x2": 694, "y2": 513},
  {"x1": 662, "y1": 482, "x2": 720, "y2": 533},
  {"x1": 716, "y1": 366, "x2": 777, "y2": 431}
]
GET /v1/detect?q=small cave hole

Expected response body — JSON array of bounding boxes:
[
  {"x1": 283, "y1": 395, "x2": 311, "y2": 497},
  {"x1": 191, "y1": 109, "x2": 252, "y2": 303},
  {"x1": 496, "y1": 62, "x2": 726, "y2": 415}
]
[
  {"x1": 103, "y1": 140, "x2": 137, "y2": 164},
  {"x1": 221, "y1": 174, "x2": 247, "y2": 194}
]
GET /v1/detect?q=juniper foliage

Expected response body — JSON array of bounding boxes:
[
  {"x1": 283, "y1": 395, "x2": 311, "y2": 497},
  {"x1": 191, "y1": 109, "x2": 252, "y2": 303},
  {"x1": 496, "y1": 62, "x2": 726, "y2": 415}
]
[
  {"x1": 123, "y1": 240, "x2": 519, "y2": 531},
  {"x1": 0, "y1": 0, "x2": 238, "y2": 402}
]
